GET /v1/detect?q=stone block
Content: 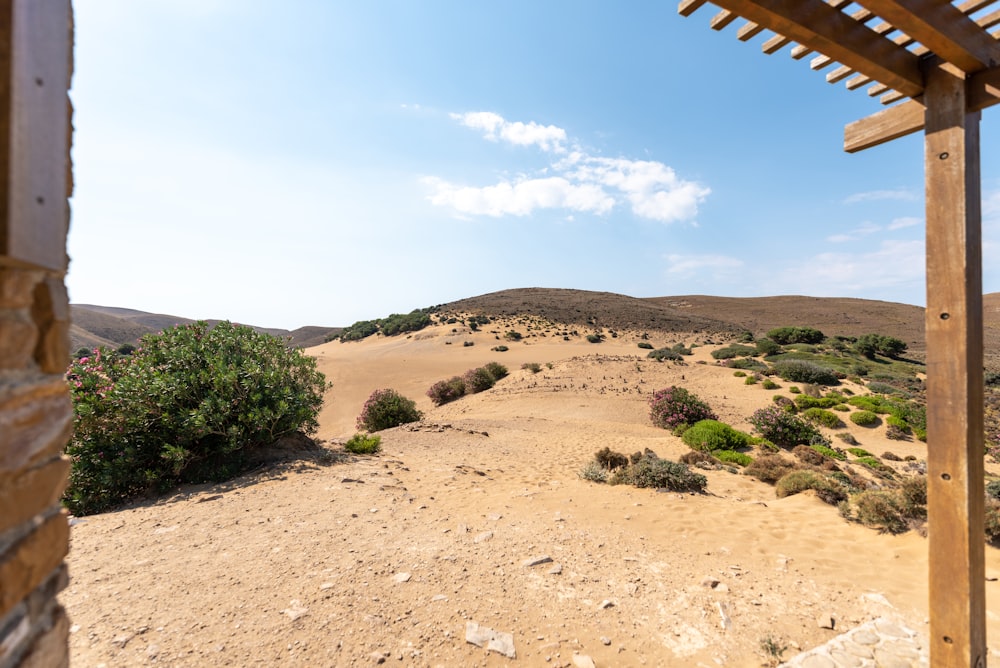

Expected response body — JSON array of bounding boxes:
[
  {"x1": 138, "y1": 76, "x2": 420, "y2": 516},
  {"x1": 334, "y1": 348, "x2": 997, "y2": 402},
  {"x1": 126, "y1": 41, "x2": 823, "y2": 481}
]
[
  {"x1": 19, "y1": 605, "x2": 68, "y2": 668},
  {"x1": 0, "y1": 511, "x2": 68, "y2": 620},
  {"x1": 0, "y1": 456, "x2": 69, "y2": 534},
  {"x1": 0, "y1": 310, "x2": 37, "y2": 370},
  {"x1": 31, "y1": 277, "x2": 69, "y2": 374},
  {"x1": 0, "y1": 269, "x2": 42, "y2": 309},
  {"x1": 0, "y1": 376, "x2": 72, "y2": 475}
]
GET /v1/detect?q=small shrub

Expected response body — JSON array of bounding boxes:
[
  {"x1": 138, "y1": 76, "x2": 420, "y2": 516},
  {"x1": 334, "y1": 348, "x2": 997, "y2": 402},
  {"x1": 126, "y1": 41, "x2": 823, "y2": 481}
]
[
  {"x1": 744, "y1": 375, "x2": 758, "y2": 385},
  {"x1": 986, "y1": 479, "x2": 1000, "y2": 501},
  {"x1": 463, "y1": 367, "x2": 496, "y2": 394},
  {"x1": 711, "y1": 344, "x2": 756, "y2": 360},
  {"x1": 357, "y1": 388, "x2": 422, "y2": 432},
  {"x1": 505, "y1": 330, "x2": 523, "y2": 341},
  {"x1": 748, "y1": 406, "x2": 820, "y2": 448},
  {"x1": 578, "y1": 460, "x2": 609, "y2": 483},
  {"x1": 850, "y1": 410, "x2": 880, "y2": 427},
  {"x1": 647, "y1": 347, "x2": 683, "y2": 362},
  {"x1": 733, "y1": 371, "x2": 747, "y2": 378},
  {"x1": 836, "y1": 432, "x2": 859, "y2": 445},
  {"x1": 714, "y1": 450, "x2": 753, "y2": 467},
  {"x1": 682, "y1": 419, "x2": 752, "y2": 452},
  {"x1": 680, "y1": 450, "x2": 717, "y2": 467},
  {"x1": 788, "y1": 386, "x2": 801, "y2": 394},
  {"x1": 986, "y1": 499, "x2": 1000, "y2": 545},
  {"x1": 521, "y1": 362, "x2": 542, "y2": 374},
  {"x1": 649, "y1": 386, "x2": 717, "y2": 430},
  {"x1": 854, "y1": 491, "x2": 907, "y2": 533},
  {"x1": 832, "y1": 403, "x2": 850, "y2": 412},
  {"x1": 482, "y1": 361, "x2": 509, "y2": 381},
  {"x1": 854, "y1": 456, "x2": 883, "y2": 469},
  {"x1": 491, "y1": 345, "x2": 509, "y2": 352},
  {"x1": 775, "y1": 470, "x2": 848, "y2": 505},
  {"x1": 637, "y1": 342, "x2": 654, "y2": 350},
  {"x1": 899, "y1": 476, "x2": 927, "y2": 519},
  {"x1": 586, "y1": 333, "x2": 603, "y2": 344},
  {"x1": 802, "y1": 408, "x2": 844, "y2": 429},
  {"x1": 745, "y1": 455, "x2": 799, "y2": 483},
  {"x1": 427, "y1": 376, "x2": 466, "y2": 406},
  {"x1": 882, "y1": 451, "x2": 902, "y2": 462},
  {"x1": 594, "y1": 447, "x2": 629, "y2": 471},
  {"x1": 756, "y1": 338, "x2": 782, "y2": 356},
  {"x1": 761, "y1": 379, "x2": 779, "y2": 390},
  {"x1": 463, "y1": 340, "x2": 474, "y2": 347},
  {"x1": 847, "y1": 447, "x2": 873, "y2": 458},
  {"x1": 772, "y1": 395, "x2": 797, "y2": 412},
  {"x1": 609, "y1": 457, "x2": 707, "y2": 492},
  {"x1": 344, "y1": 432, "x2": 382, "y2": 454}
]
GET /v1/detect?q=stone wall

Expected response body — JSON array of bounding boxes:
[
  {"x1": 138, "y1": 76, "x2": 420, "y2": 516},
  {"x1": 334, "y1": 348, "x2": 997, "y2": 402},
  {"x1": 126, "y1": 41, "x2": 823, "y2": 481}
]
[{"x1": 0, "y1": 1, "x2": 74, "y2": 667}]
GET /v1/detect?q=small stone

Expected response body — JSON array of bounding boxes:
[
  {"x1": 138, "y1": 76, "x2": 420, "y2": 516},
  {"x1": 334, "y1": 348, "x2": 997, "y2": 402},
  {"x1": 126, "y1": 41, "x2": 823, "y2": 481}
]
[
  {"x1": 714, "y1": 583, "x2": 729, "y2": 593},
  {"x1": 548, "y1": 564, "x2": 563, "y2": 575},
  {"x1": 369, "y1": 650, "x2": 388, "y2": 664},
  {"x1": 369, "y1": 508, "x2": 378, "y2": 513},
  {"x1": 873, "y1": 618, "x2": 910, "y2": 638},
  {"x1": 487, "y1": 513, "x2": 503, "y2": 521},
  {"x1": 523, "y1": 555, "x2": 553, "y2": 567},
  {"x1": 861, "y1": 592, "x2": 892, "y2": 608},
  {"x1": 600, "y1": 636, "x2": 611, "y2": 646},
  {"x1": 320, "y1": 582, "x2": 334, "y2": 590},
  {"x1": 598, "y1": 599, "x2": 615, "y2": 609},
  {"x1": 111, "y1": 634, "x2": 133, "y2": 648},
  {"x1": 828, "y1": 649, "x2": 864, "y2": 667},
  {"x1": 700, "y1": 576, "x2": 720, "y2": 588},
  {"x1": 392, "y1": 572, "x2": 411, "y2": 583},
  {"x1": 474, "y1": 531, "x2": 493, "y2": 543},
  {"x1": 431, "y1": 594, "x2": 448, "y2": 602},
  {"x1": 800, "y1": 654, "x2": 836, "y2": 668},
  {"x1": 817, "y1": 613, "x2": 835, "y2": 630},
  {"x1": 851, "y1": 629, "x2": 880, "y2": 646},
  {"x1": 281, "y1": 600, "x2": 309, "y2": 621},
  {"x1": 572, "y1": 655, "x2": 596, "y2": 668},
  {"x1": 465, "y1": 621, "x2": 516, "y2": 658}
]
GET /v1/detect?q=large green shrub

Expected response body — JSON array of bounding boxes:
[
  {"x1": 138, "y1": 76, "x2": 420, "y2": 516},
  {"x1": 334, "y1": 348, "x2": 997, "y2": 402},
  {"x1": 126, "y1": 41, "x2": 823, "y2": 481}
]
[
  {"x1": 772, "y1": 360, "x2": 839, "y2": 386},
  {"x1": 65, "y1": 322, "x2": 327, "y2": 515},
  {"x1": 711, "y1": 344, "x2": 756, "y2": 360},
  {"x1": 801, "y1": 407, "x2": 844, "y2": 429},
  {"x1": 850, "y1": 410, "x2": 879, "y2": 426},
  {"x1": 766, "y1": 327, "x2": 825, "y2": 345},
  {"x1": 681, "y1": 420, "x2": 752, "y2": 452},
  {"x1": 357, "y1": 388, "x2": 422, "y2": 431}
]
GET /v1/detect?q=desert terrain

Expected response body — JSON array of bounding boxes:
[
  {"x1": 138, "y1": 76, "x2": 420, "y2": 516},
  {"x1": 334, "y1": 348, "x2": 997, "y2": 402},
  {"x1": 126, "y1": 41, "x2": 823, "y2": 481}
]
[{"x1": 60, "y1": 293, "x2": 1000, "y2": 667}]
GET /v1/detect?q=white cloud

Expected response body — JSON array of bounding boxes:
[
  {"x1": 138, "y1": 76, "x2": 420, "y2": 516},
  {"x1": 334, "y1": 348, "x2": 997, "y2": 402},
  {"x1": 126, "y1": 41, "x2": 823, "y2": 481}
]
[
  {"x1": 825, "y1": 221, "x2": 882, "y2": 243},
  {"x1": 450, "y1": 111, "x2": 567, "y2": 153},
  {"x1": 984, "y1": 189, "x2": 1000, "y2": 218},
  {"x1": 422, "y1": 175, "x2": 614, "y2": 217},
  {"x1": 844, "y1": 188, "x2": 917, "y2": 204},
  {"x1": 664, "y1": 253, "x2": 744, "y2": 276},
  {"x1": 785, "y1": 239, "x2": 925, "y2": 295},
  {"x1": 887, "y1": 216, "x2": 921, "y2": 230},
  {"x1": 429, "y1": 112, "x2": 710, "y2": 223}
]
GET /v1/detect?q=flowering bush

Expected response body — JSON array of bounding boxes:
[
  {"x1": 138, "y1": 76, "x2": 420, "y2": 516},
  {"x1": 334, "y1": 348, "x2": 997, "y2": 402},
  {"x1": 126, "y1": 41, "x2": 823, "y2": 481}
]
[
  {"x1": 748, "y1": 406, "x2": 820, "y2": 448},
  {"x1": 65, "y1": 322, "x2": 327, "y2": 515},
  {"x1": 649, "y1": 386, "x2": 717, "y2": 430},
  {"x1": 427, "y1": 376, "x2": 466, "y2": 406},
  {"x1": 357, "y1": 388, "x2": 422, "y2": 432}
]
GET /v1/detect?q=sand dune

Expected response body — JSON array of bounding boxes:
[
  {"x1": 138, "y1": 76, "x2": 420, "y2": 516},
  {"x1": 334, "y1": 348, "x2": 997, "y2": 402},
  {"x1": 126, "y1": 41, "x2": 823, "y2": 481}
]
[{"x1": 62, "y1": 321, "x2": 1000, "y2": 666}]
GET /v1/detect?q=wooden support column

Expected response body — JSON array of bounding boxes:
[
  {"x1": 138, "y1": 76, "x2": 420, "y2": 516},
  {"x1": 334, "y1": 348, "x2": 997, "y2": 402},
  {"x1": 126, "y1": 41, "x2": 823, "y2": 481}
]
[{"x1": 924, "y1": 61, "x2": 986, "y2": 668}]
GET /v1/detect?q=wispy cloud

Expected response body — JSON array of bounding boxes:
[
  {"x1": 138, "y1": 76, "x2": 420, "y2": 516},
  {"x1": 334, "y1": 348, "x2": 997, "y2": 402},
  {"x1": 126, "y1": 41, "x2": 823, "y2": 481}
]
[
  {"x1": 785, "y1": 239, "x2": 925, "y2": 296},
  {"x1": 427, "y1": 112, "x2": 710, "y2": 223},
  {"x1": 843, "y1": 188, "x2": 917, "y2": 204},
  {"x1": 664, "y1": 253, "x2": 744, "y2": 276},
  {"x1": 887, "y1": 216, "x2": 921, "y2": 231},
  {"x1": 825, "y1": 221, "x2": 881, "y2": 243},
  {"x1": 450, "y1": 111, "x2": 567, "y2": 153}
]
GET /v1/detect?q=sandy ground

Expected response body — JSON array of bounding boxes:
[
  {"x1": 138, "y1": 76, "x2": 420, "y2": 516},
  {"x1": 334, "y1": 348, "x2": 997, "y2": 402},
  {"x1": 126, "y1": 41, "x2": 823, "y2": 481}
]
[{"x1": 62, "y1": 323, "x2": 1000, "y2": 666}]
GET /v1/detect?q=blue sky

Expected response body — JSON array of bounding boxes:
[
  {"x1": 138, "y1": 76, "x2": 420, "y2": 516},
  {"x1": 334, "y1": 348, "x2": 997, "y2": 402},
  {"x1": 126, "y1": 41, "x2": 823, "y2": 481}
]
[{"x1": 68, "y1": 1, "x2": 1000, "y2": 328}]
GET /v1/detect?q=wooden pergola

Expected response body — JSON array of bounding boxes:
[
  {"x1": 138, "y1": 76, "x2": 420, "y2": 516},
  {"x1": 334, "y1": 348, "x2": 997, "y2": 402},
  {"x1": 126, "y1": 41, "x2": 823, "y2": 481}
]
[{"x1": 680, "y1": 1, "x2": 999, "y2": 665}]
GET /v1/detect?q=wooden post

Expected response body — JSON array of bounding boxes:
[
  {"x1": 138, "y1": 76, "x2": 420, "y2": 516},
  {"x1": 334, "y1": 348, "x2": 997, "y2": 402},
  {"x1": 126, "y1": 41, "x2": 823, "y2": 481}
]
[{"x1": 924, "y1": 60, "x2": 986, "y2": 668}]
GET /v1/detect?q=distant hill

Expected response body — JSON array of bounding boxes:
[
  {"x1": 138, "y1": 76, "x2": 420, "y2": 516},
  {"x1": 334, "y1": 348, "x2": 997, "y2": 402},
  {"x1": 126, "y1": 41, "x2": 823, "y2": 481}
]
[{"x1": 70, "y1": 304, "x2": 341, "y2": 352}]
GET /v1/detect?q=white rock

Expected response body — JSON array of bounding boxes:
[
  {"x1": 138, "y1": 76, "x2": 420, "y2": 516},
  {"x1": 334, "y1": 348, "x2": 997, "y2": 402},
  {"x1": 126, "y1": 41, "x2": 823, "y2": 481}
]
[{"x1": 465, "y1": 621, "x2": 516, "y2": 658}]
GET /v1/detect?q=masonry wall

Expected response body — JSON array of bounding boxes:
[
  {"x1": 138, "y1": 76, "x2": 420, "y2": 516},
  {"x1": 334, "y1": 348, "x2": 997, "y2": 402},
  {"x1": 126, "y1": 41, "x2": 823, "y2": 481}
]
[{"x1": 0, "y1": 2, "x2": 74, "y2": 667}]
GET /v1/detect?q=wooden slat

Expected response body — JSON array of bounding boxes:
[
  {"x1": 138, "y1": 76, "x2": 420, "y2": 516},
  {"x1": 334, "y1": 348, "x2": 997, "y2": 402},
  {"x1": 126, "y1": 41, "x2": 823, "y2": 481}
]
[
  {"x1": 812, "y1": 7, "x2": 878, "y2": 70},
  {"x1": 711, "y1": 9, "x2": 739, "y2": 30},
  {"x1": 855, "y1": 0, "x2": 1000, "y2": 72},
  {"x1": 846, "y1": 72, "x2": 872, "y2": 89},
  {"x1": 760, "y1": 0, "x2": 850, "y2": 55},
  {"x1": 678, "y1": 0, "x2": 710, "y2": 17},
  {"x1": 706, "y1": 0, "x2": 925, "y2": 97},
  {"x1": 845, "y1": 63, "x2": 1000, "y2": 152},
  {"x1": 736, "y1": 20, "x2": 765, "y2": 40},
  {"x1": 923, "y1": 59, "x2": 986, "y2": 668}
]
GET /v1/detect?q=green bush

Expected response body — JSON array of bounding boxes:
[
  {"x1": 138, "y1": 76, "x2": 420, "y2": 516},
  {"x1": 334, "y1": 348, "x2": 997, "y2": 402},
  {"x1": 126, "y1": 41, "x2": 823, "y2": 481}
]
[
  {"x1": 505, "y1": 330, "x2": 523, "y2": 341},
  {"x1": 482, "y1": 361, "x2": 509, "y2": 381},
  {"x1": 772, "y1": 360, "x2": 839, "y2": 386},
  {"x1": 491, "y1": 345, "x2": 509, "y2": 352},
  {"x1": 810, "y1": 444, "x2": 846, "y2": 461},
  {"x1": 65, "y1": 322, "x2": 327, "y2": 515},
  {"x1": 847, "y1": 447, "x2": 873, "y2": 458},
  {"x1": 761, "y1": 379, "x2": 779, "y2": 390},
  {"x1": 755, "y1": 338, "x2": 782, "y2": 356},
  {"x1": 766, "y1": 327, "x2": 825, "y2": 345},
  {"x1": 647, "y1": 347, "x2": 683, "y2": 362},
  {"x1": 986, "y1": 479, "x2": 1000, "y2": 501},
  {"x1": 357, "y1": 388, "x2": 422, "y2": 432},
  {"x1": 681, "y1": 419, "x2": 752, "y2": 452},
  {"x1": 853, "y1": 491, "x2": 907, "y2": 533},
  {"x1": 986, "y1": 500, "x2": 1000, "y2": 545},
  {"x1": 463, "y1": 367, "x2": 497, "y2": 394},
  {"x1": 794, "y1": 395, "x2": 841, "y2": 410},
  {"x1": 521, "y1": 362, "x2": 542, "y2": 374},
  {"x1": 850, "y1": 410, "x2": 880, "y2": 427},
  {"x1": 885, "y1": 415, "x2": 911, "y2": 434},
  {"x1": 802, "y1": 408, "x2": 844, "y2": 429},
  {"x1": 711, "y1": 344, "x2": 756, "y2": 360},
  {"x1": 578, "y1": 460, "x2": 609, "y2": 483},
  {"x1": 586, "y1": 333, "x2": 603, "y2": 343},
  {"x1": 637, "y1": 342, "x2": 654, "y2": 350},
  {"x1": 773, "y1": 395, "x2": 797, "y2": 412},
  {"x1": 744, "y1": 375, "x2": 758, "y2": 385},
  {"x1": 714, "y1": 450, "x2": 753, "y2": 467},
  {"x1": 745, "y1": 455, "x2": 799, "y2": 483},
  {"x1": 775, "y1": 470, "x2": 848, "y2": 505},
  {"x1": 788, "y1": 386, "x2": 801, "y2": 394},
  {"x1": 344, "y1": 432, "x2": 382, "y2": 454},
  {"x1": 733, "y1": 371, "x2": 747, "y2": 377},
  {"x1": 724, "y1": 357, "x2": 768, "y2": 371}
]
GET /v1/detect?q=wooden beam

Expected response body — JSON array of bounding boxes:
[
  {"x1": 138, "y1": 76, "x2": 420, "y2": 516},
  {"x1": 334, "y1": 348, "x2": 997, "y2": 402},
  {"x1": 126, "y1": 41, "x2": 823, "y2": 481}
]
[
  {"x1": 710, "y1": 9, "x2": 739, "y2": 30},
  {"x1": 853, "y1": 0, "x2": 1000, "y2": 73},
  {"x1": 677, "y1": 0, "x2": 710, "y2": 17},
  {"x1": 844, "y1": 64, "x2": 1000, "y2": 152},
  {"x1": 705, "y1": 0, "x2": 924, "y2": 97},
  {"x1": 923, "y1": 60, "x2": 986, "y2": 668}
]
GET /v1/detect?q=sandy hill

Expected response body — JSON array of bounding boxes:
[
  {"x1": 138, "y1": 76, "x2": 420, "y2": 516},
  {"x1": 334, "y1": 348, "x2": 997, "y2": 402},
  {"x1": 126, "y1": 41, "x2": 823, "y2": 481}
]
[
  {"x1": 61, "y1": 290, "x2": 1000, "y2": 666},
  {"x1": 70, "y1": 304, "x2": 341, "y2": 351}
]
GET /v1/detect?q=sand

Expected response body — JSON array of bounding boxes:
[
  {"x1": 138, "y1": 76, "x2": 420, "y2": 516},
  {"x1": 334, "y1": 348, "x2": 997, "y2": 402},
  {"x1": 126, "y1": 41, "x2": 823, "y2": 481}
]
[{"x1": 62, "y1": 323, "x2": 1000, "y2": 666}]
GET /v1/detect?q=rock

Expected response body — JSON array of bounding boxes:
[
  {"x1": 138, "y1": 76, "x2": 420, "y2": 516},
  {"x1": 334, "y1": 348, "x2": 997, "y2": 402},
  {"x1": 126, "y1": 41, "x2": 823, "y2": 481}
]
[
  {"x1": 392, "y1": 572, "x2": 411, "y2": 583},
  {"x1": 473, "y1": 531, "x2": 493, "y2": 543},
  {"x1": 522, "y1": 555, "x2": 553, "y2": 567},
  {"x1": 598, "y1": 599, "x2": 615, "y2": 609},
  {"x1": 861, "y1": 592, "x2": 892, "y2": 608},
  {"x1": 465, "y1": 621, "x2": 516, "y2": 658},
  {"x1": 717, "y1": 602, "x2": 732, "y2": 630},
  {"x1": 320, "y1": 582, "x2": 334, "y2": 590},
  {"x1": 369, "y1": 650, "x2": 389, "y2": 664},
  {"x1": 817, "y1": 613, "x2": 836, "y2": 630},
  {"x1": 714, "y1": 583, "x2": 729, "y2": 593},
  {"x1": 281, "y1": 600, "x2": 309, "y2": 621},
  {"x1": 111, "y1": 633, "x2": 133, "y2": 648},
  {"x1": 548, "y1": 563, "x2": 563, "y2": 575},
  {"x1": 700, "y1": 576, "x2": 720, "y2": 588},
  {"x1": 431, "y1": 594, "x2": 448, "y2": 602},
  {"x1": 600, "y1": 636, "x2": 611, "y2": 645},
  {"x1": 572, "y1": 655, "x2": 596, "y2": 668}
]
